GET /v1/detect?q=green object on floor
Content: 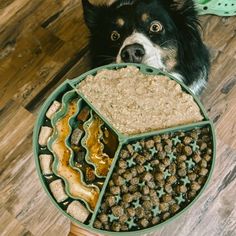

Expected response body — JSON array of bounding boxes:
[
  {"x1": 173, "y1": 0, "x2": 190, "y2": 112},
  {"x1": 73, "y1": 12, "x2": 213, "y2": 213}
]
[{"x1": 195, "y1": 0, "x2": 236, "y2": 16}]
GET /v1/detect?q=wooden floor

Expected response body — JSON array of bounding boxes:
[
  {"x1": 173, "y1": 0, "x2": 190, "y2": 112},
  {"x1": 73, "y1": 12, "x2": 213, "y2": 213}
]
[{"x1": 0, "y1": 1, "x2": 235, "y2": 235}]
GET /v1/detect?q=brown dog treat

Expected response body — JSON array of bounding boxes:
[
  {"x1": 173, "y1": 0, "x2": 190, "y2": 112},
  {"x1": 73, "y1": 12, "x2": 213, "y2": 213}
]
[
  {"x1": 164, "y1": 145, "x2": 172, "y2": 153},
  {"x1": 161, "y1": 134, "x2": 169, "y2": 140},
  {"x1": 135, "y1": 207, "x2": 145, "y2": 218},
  {"x1": 178, "y1": 168, "x2": 187, "y2": 177},
  {"x1": 176, "y1": 143, "x2": 184, "y2": 153},
  {"x1": 177, "y1": 185, "x2": 187, "y2": 193},
  {"x1": 117, "y1": 168, "x2": 126, "y2": 175},
  {"x1": 112, "y1": 206, "x2": 124, "y2": 217},
  {"x1": 162, "y1": 194, "x2": 172, "y2": 203},
  {"x1": 204, "y1": 154, "x2": 212, "y2": 162},
  {"x1": 169, "y1": 163, "x2": 177, "y2": 175},
  {"x1": 118, "y1": 160, "x2": 127, "y2": 169},
  {"x1": 200, "y1": 159, "x2": 208, "y2": 168},
  {"x1": 77, "y1": 106, "x2": 90, "y2": 122},
  {"x1": 191, "y1": 181, "x2": 201, "y2": 191},
  {"x1": 136, "y1": 165, "x2": 145, "y2": 174},
  {"x1": 183, "y1": 136, "x2": 192, "y2": 145},
  {"x1": 110, "y1": 186, "x2": 121, "y2": 195},
  {"x1": 154, "y1": 135, "x2": 162, "y2": 143},
  {"x1": 109, "y1": 180, "x2": 115, "y2": 187},
  {"x1": 123, "y1": 193, "x2": 133, "y2": 203},
  {"x1": 184, "y1": 146, "x2": 192, "y2": 156},
  {"x1": 143, "y1": 200, "x2": 153, "y2": 210},
  {"x1": 170, "y1": 203, "x2": 180, "y2": 214},
  {"x1": 130, "y1": 177, "x2": 140, "y2": 185},
  {"x1": 129, "y1": 184, "x2": 138, "y2": 193},
  {"x1": 133, "y1": 191, "x2": 142, "y2": 200},
  {"x1": 177, "y1": 155, "x2": 187, "y2": 163},
  {"x1": 154, "y1": 172, "x2": 164, "y2": 182},
  {"x1": 147, "y1": 181, "x2": 156, "y2": 189},
  {"x1": 167, "y1": 175, "x2": 177, "y2": 185},
  {"x1": 190, "y1": 131, "x2": 198, "y2": 140},
  {"x1": 98, "y1": 213, "x2": 108, "y2": 223},
  {"x1": 123, "y1": 171, "x2": 133, "y2": 181},
  {"x1": 121, "y1": 225, "x2": 129, "y2": 231},
  {"x1": 152, "y1": 217, "x2": 160, "y2": 225},
  {"x1": 162, "y1": 158, "x2": 171, "y2": 167},
  {"x1": 156, "y1": 143, "x2": 163, "y2": 152},
  {"x1": 178, "y1": 162, "x2": 187, "y2": 169},
  {"x1": 139, "y1": 218, "x2": 149, "y2": 228},
  {"x1": 120, "y1": 149, "x2": 130, "y2": 159},
  {"x1": 111, "y1": 222, "x2": 121, "y2": 232},
  {"x1": 188, "y1": 190, "x2": 197, "y2": 199},
  {"x1": 49, "y1": 179, "x2": 68, "y2": 203},
  {"x1": 145, "y1": 139, "x2": 155, "y2": 148},
  {"x1": 106, "y1": 195, "x2": 116, "y2": 207},
  {"x1": 127, "y1": 144, "x2": 134, "y2": 155},
  {"x1": 142, "y1": 172, "x2": 153, "y2": 182},
  {"x1": 193, "y1": 153, "x2": 201, "y2": 163},
  {"x1": 199, "y1": 168, "x2": 208, "y2": 176},
  {"x1": 162, "y1": 212, "x2": 170, "y2": 220},
  {"x1": 119, "y1": 214, "x2": 128, "y2": 223},
  {"x1": 67, "y1": 201, "x2": 90, "y2": 223},
  {"x1": 199, "y1": 142, "x2": 208, "y2": 150},
  {"x1": 94, "y1": 220, "x2": 102, "y2": 229},
  {"x1": 121, "y1": 185, "x2": 129, "y2": 194},
  {"x1": 159, "y1": 202, "x2": 169, "y2": 212},
  {"x1": 151, "y1": 159, "x2": 160, "y2": 166},
  {"x1": 164, "y1": 183, "x2": 173, "y2": 194},
  {"x1": 158, "y1": 163, "x2": 166, "y2": 172},
  {"x1": 188, "y1": 172, "x2": 197, "y2": 181},
  {"x1": 142, "y1": 185, "x2": 150, "y2": 195},
  {"x1": 197, "y1": 176, "x2": 206, "y2": 185},
  {"x1": 136, "y1": 155, "x2": 146, "y2": 165},
  {"x1": 114, "y1": 176, "x2": 125, "y2": 186},
  {"x1": 130, "y1": 167, "x2": 138, "y2": 177},
  {"x1": 127, "y1": 207, "x2": 136, "y2": 217}
]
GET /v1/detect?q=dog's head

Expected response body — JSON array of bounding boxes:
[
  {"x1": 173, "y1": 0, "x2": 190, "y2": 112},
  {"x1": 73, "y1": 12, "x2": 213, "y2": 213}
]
[{"x1": 82, "y1": 0, "x2": 208, "y2": 84}]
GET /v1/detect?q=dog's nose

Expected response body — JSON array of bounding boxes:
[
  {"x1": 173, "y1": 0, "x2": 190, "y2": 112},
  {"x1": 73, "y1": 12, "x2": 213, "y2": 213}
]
[{"x1": 121, "y1": 43, "x2": 145, "y2": 63}]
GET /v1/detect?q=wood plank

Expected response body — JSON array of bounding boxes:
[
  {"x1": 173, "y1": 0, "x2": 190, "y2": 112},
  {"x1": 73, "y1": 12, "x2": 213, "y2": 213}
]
[{"x1": 0, "y1": 100, "x2": 70, "y2": 236}]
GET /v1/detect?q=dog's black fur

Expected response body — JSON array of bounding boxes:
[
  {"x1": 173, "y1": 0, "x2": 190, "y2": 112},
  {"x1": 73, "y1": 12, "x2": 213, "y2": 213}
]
[{"x1": 82, "y1": 0, "x2": 210, "y2": 94}]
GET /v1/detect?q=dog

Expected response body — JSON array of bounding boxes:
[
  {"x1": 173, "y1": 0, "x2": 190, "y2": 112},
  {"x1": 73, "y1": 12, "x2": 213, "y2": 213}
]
[{"x1": 82, "y1": 0, "x2": 210, "y2": 95}]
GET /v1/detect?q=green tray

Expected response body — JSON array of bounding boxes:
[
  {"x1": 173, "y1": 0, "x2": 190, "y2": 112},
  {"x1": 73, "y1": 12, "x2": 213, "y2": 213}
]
[
  {"x1": 33, "y1": 63, "x2": 216, "y2": 235},
  {"x1": 195, "y1": 0, "x2": 236, "y2": 16}
]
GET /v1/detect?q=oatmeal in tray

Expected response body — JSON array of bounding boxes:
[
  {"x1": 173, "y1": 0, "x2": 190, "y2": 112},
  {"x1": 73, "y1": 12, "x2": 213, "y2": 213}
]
[{"x1": 77, "y1": 66, "x2": 203, "y2": 135}]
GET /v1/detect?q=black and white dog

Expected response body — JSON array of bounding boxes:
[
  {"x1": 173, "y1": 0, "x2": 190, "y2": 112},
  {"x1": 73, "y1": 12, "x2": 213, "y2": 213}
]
[{"x1": 82, "y1": 0, "x2": 210, "y2": 95}]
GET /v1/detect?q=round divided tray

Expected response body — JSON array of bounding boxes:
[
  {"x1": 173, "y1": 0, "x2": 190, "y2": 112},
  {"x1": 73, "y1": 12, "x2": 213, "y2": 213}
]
[{"x1": 33, "y1": 63, "x2": 216, "y2": 235}]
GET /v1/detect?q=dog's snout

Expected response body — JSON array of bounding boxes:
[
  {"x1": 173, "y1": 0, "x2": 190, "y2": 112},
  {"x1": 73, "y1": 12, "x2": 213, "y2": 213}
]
[{"x1": 121, "y1": 43, "x2": 145, "y2": 63}]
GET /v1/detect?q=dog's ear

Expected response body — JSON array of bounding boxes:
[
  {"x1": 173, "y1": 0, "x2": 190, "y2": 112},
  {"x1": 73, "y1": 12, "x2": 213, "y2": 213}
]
[
  {"x1": 168, "y1": 0, "x2": 188, "y2": 11},
  {"x1": 82, "y1": 0, "x2": 100, "y2": 30}
]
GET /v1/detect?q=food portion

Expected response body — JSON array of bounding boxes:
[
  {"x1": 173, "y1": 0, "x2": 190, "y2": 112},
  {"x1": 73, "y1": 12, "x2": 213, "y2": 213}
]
[
  {"x1": 77, "y1": 66, "x2": 203, "y2": 135},
  {"x1": 51, "y1": 98, "x2": 100, "y2": 211},
  {"x1": 82, "y1": 113, "x2": 113, "y2": 177},
  {"x1": 94, "y1": 127, "x2": 213, "y2": 231}
]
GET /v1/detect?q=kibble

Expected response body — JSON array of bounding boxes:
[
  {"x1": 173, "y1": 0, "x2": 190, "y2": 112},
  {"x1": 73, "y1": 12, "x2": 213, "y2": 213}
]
[{"x1": 95, "y1": 127, "x2": 213, "y2": 232}]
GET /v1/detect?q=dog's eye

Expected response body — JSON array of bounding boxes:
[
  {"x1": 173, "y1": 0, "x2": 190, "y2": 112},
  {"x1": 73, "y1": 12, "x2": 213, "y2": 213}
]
[
  {"x1": 150, "y1": 21, "x2": 163, "y2": 33},
  {"x1": 111, "y1": 31, "x2": 120, "y2": 41}
]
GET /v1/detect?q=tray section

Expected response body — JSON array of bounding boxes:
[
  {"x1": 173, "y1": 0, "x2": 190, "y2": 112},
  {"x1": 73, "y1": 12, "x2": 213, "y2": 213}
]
[{"x1": 91, "y1": 121, "x2": 215, "y2": 233}]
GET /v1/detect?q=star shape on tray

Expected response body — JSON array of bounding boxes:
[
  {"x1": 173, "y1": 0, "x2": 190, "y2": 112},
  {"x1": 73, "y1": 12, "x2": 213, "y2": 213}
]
[
  {"x1": 132, "y1": 142, "x2": 142, "y2": 152},
  {"x1": 157, "y1": 187, "x2": 165, "y2": 198},
  {"x1": 190, "y1": 140, "x2": 199, "y2": 152},
  {"x1": 167, "y1": 152, "x2": 177, "y2": 162},
  {"x1": 138, "y1": 181, "x2": 146, "y2": 188},
  {"x1": 172, "y1": 136, "x2": 181, "y2": 145},
  {"x1": 144, "y1": 163, "x2": 153, "y2": 172},
  {"x1": 181, "y1": 176, "x2": 190, "y2": 186},
  {"x1": 175, "y1": 193, "x2": 185, "y2": 204},
  {"x1": 108, "y1": 214, "x2": 119, "y2": 222},
  {"x1": 186, "y1": 158, "x2": 195, "y2": 169},
  {"x1": 132, "y1": 199, "x2": 141, "y2": 209},
  {"x1": 163, "y1": 169, "x2": 171, "y2": 179},
  {"x1": 127, "y1": 157, "x2": 136, "y2": 168},
  {"x1": 126, "y1": 217, "x2": 137, "y2": 229},
  {"x1": 151, "y1": 205, "x2": 161, "y2": 217},
  {"x1": 115, "y1": 194, "x2": 122, "y2": 203},
  {"x1": 149, "y1": 147, "x2": 158, "y2": 156}
]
